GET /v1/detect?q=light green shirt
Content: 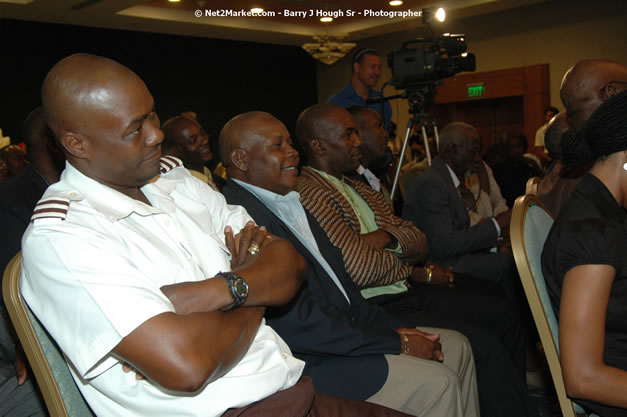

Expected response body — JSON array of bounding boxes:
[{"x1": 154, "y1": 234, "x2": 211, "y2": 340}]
[{"x1": 312, "y1": 168, "x2": 408, "y2": 298}]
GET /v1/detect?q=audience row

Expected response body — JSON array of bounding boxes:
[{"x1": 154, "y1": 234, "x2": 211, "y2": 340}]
[{"x1": 1, "y1": 53, "x2": 625, "y2": 417}]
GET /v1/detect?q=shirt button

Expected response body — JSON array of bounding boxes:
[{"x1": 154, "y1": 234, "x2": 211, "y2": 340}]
[{"x1": 165, "y1": 220, "x2": 171, "y2": 227}]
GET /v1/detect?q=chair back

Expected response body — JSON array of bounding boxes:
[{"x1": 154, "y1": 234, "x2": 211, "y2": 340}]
[
  {"x1": 511, "y1": 194, "x2": 591, "y2": 417},
  {"x1": 2, "y1": 253, "x2": 95, "y2": 417}
]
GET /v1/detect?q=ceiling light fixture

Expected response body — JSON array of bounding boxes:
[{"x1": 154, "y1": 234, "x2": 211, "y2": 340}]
[
  {"x1": 302, "y1": 34, "x2": 356, "y2": 65},
  {"x1": 168, "y1": 0, "x2": 181, "y2": 3},
  {"x1": 422, "y1": 7, "x2": 446, "y2": 25},
  {"x1": 250, "y1": 7, "x2": 264, "y2": 14},
  {"x1": 389, "y1": 0, "x2": 403, "y2": 6},
  {"x1": 320, "y1": 16, "x2": 333, "y2": 22}
]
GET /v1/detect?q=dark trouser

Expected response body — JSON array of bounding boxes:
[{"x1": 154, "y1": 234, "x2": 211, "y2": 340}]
[
  {"x1": 369, "y1": 281, "x2": 539, "y2": 417},
  {"x1": 221, "y1": 376, "x2": 411, "y2": 417},
  {"x1": 449, "y1": 251, "x2": 523, "y2": 306}
]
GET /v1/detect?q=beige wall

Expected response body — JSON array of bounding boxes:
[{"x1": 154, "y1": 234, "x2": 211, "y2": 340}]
[{"x1": 316, "y1": 0, "x2": 627, "y2": 134}]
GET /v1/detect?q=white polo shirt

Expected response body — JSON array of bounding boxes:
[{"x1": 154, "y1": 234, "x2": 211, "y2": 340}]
[{"x1": 21, "y1": 160, "x2": 304, "y2": 417}]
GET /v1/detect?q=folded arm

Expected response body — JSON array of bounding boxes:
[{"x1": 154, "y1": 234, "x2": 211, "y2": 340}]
[
  {"x1": 114, "y1": 306, "x2": 265, "y2": 392},
  {"x1": 298, "y1": 179, "x2": 418, "y2": 288},
  {"x1": 162, "y1": 235, "x2": 305, "y2": 314}
]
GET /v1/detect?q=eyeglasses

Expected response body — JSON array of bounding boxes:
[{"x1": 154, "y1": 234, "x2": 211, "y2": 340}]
[{"x1": 600, "y1": 80, "x2": 627, "y2": 99}]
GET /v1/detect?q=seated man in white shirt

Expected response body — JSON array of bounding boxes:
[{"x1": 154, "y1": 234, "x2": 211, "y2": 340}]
[{"x1": 19, "y1": 53, "x2": 410, "y2": 417}]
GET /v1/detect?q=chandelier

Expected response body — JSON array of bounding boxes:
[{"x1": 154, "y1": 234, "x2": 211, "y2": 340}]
[{"x1": 302, "y1": 34, "x2": 356, "y2": 65}]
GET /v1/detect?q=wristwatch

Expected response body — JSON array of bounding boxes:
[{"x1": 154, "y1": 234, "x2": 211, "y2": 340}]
[{"x1": 217, "y1": 271, "x2": 249, "y2": 311}]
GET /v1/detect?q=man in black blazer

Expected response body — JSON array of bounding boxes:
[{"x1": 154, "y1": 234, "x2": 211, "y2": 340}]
[
  {"x1": 402, "y1": 122, "x2": 518, "y2": 301},
  {"x1": 219, "y1": 111, "x2": 479, "y2": 417}
]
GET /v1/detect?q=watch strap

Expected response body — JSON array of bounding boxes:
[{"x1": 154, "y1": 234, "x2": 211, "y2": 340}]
[{"x1": 217, "y1": 271, "x2": 248, "y2": 311}]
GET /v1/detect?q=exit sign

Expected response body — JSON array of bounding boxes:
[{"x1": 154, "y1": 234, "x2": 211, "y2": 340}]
[{"x1": 467, "y1": 84, "x2": 485, "y2": 98}]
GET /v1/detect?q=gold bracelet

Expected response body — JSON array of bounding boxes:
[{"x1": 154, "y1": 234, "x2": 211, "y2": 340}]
[
  {"x1": 424, "y1": 266, "x2": 433, "y2": 284},
  {"x1": 402, "y1": 334, "x2": 410, "y2": 354}
]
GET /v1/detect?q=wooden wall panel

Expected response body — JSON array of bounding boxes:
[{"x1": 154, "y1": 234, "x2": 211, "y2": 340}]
[{"x1": 433, "y1": 64, "x2": 550, "y2": 153}]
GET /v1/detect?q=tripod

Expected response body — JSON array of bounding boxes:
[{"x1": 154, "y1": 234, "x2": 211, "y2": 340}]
[{"x1": 389, "y1": 83, "x2": 440, "y2": 201}]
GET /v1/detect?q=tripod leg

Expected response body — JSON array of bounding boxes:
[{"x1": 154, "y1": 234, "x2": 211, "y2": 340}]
[{"x1": 390, "y1": 119, "x2": 414, "y2": 201}]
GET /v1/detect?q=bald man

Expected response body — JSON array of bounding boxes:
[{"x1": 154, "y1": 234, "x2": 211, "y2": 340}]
[
  {"x1": 561, "y1": 59, "x2": 627, "y2": 130},
  {"x1": 220, "y1": 110, "x2": 478, "y2": 417},
  {"x1": 19, "y1": 54, "x2": 408, "y2": 417},
  {"x1": 537, "y1": 59, "x2": 627, "y2": 217},
  {"x1": 402, "y1": 122, "x2": 518, "y2": 300}
]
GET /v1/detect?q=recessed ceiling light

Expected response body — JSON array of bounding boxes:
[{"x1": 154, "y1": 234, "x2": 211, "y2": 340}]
[
  {"x1": 389, "y1": 0, "x2": 403, "y2": 6},
  {"x1": 320, "y1": 16, "x2": 333, "y2": 22},
  {"x1": 251, "y1": 7, "x2": 264, "y2": 14},
  {"x1": 168, "y1": 0, "x2": 181, "y2": 3}
]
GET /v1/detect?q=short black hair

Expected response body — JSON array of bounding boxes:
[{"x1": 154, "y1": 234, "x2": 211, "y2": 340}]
[{"x1": 352, "y1": 48, "x2": 379, "y2": 70}]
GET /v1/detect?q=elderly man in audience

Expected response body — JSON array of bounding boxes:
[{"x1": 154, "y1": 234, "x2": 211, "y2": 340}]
[
  {"x1": 219, "y1": 110, "x2": 479, "y2": 417},
  {"x1": 402, "y1": 122, "x2": 519, "y2": 300},
  {"x1": 1, "y1": 107, "x2": 64, "y2": 416},
  {"x1": 161, "y1": 114, "x2": 223, "y2": 191},
  {"x1": 19, "y1": 53, "x2": 411, "y2": 417},
  {"x1": 293, "y1": 104, "x2": 538, "y2": 417}
]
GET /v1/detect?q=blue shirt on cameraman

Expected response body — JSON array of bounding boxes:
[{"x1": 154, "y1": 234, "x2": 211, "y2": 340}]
[{"x1": 328, "y1": 81, "x2": 393, "y2": 130}]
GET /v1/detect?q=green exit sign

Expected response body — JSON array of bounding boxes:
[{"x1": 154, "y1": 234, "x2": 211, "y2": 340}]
[{"x1": 467, "y1": 84, "x2": 485, "y2": 98}]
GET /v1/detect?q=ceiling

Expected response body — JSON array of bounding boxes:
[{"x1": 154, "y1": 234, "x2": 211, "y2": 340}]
[{"x1": 0, "y1": 0, "x2": 546, "y2": 46}]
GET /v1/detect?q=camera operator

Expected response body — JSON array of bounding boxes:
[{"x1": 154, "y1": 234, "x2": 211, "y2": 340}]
[{"x1": 328, "y1": 49, "x2": 393, "y2": 130}]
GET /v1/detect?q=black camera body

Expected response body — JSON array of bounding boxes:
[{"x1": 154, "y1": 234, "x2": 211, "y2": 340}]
[{"x1": 388, "y1": 34, "x2": 476, "y2": 88}]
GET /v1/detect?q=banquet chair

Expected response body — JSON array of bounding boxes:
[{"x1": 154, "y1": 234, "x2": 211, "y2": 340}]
[
  {"x1": 2, "y1": 252, "x2": 95, "y2": 417},
  {"x1": 510, "y1": 194, "x2": 592, "y2": 417}
]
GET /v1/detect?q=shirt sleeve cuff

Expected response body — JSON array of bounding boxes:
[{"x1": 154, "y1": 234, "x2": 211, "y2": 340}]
[{"x1": 491, "y1": 217, "x2": 501, "y2": 237}]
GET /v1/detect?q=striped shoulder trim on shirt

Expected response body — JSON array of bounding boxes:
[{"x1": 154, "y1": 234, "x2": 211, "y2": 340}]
[
  {"x1": 160, "y1": 156, "x2": 183, "y2": 174},
  {"x1": 31, "y1": 197, "x2": 71, "y2": 222}
]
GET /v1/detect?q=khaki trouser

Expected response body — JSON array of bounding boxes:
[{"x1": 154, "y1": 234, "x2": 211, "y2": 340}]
[{"x1": 367, "y1": 327, "x2": 479, "y2": 417}]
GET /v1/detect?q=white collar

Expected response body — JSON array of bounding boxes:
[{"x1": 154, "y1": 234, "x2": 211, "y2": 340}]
[
  {"x1": 444, "y1": 161, "x2": 460, "y2": 188},
  {"x1": 62, "y1": 161, "x2": 180, "y2": 221}
]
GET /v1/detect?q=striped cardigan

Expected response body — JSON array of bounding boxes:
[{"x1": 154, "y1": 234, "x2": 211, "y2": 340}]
[{"x1": 297, "y1": 166, "x2": 428, "y2": 289}]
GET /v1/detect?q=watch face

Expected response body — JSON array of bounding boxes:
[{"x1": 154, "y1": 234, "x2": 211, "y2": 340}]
[{"x1": 234, "y1": 278, "x2": 249, "y2": 298}]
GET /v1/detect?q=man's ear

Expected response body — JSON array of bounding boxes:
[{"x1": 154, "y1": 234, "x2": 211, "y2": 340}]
[
  {"x1": 230, "y1": 149, "x2": 248, "y2": 171},
  {"x1": 59, "y1": 132, "x2": 89, "y2": 160},
  {"x1": 605, "y1": 81, "x2": 619, "y2": 98},
  {"x1": 311, "y1": 138, "x2": 326, "y2": 156}
]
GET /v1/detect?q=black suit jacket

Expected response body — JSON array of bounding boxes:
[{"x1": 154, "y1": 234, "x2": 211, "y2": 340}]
[
  {"x1": 223, "y1": 179, "x2": 405, "y2": 400},
  {"x1": 403, "y1": 156, "x2": 498, "y2": 263},
  {"x1": 0, "y1": 165, "x2": 49, "y2": 290}
]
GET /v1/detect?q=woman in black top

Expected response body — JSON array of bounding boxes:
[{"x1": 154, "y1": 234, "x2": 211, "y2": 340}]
[{"x1": 542, "y1": 90, "x2": 627, "y2": 417}]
